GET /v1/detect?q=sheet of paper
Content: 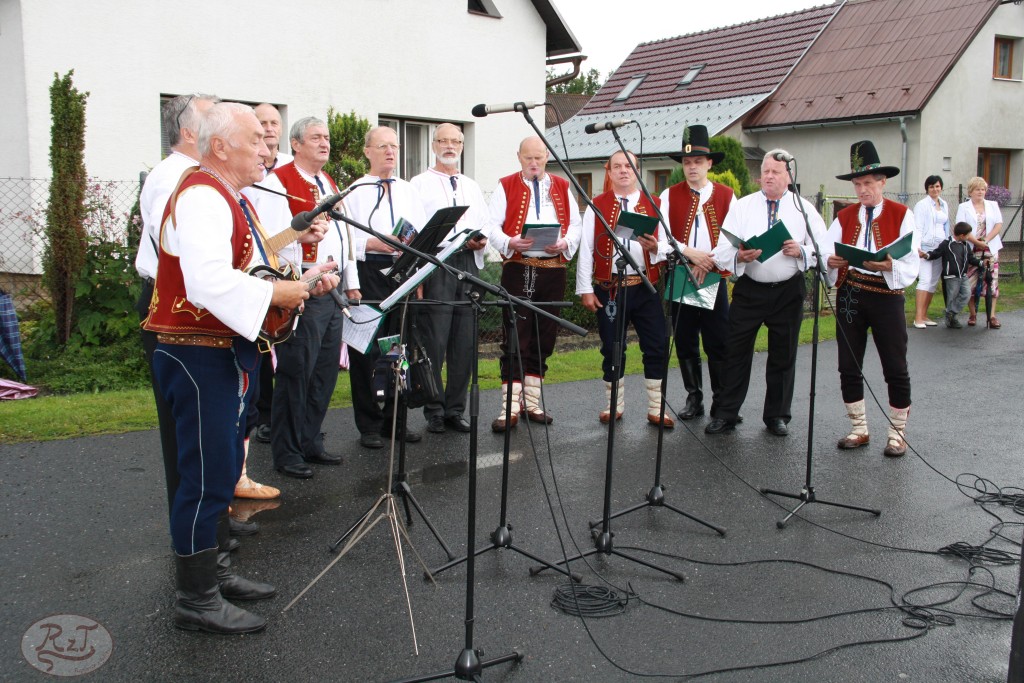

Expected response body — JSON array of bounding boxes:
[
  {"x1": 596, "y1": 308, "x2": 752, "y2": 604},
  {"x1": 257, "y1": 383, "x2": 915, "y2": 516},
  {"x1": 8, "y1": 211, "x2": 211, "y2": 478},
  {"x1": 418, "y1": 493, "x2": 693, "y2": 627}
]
[
  {"x1": 342, "y1": 304, "x2": 385, "y2": 354},
  {"x1": 521, "y1": 225, "x2": 561, "y2": 251},
  {"x1": 663, "y1": 271, "x2": 721, "y2": 310},
  {"x1": 987, "y1": 233, "x2": 1003, "y2": 257}
]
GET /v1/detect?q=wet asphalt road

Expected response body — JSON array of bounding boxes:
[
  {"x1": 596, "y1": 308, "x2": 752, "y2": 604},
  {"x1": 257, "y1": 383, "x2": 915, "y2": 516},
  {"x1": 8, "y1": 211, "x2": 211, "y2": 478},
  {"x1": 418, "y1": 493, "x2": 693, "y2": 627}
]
[{"x1": 1, "y1": 312, "x2": 1022, "y2": 682}]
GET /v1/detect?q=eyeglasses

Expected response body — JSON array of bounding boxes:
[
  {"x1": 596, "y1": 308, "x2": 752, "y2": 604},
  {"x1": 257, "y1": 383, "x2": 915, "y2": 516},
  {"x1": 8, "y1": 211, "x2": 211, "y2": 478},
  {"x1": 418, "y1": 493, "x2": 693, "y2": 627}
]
[
  {"x1": 435, "y1": 138, "x2": 463, "y2": 147},
  {"x1": 175, "y1": 95, "x2": 195, "y2": 133},
  {"x1": 371, "y1": 143, "x2": 401, "y2": 151}
]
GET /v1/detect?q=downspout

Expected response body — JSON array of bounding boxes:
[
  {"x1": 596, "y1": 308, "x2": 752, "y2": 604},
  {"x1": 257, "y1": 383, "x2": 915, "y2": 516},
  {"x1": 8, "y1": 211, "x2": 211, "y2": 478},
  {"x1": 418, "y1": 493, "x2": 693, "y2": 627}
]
[{"x1": 899, "y1": 116, "x2": 908, "y2": 203}]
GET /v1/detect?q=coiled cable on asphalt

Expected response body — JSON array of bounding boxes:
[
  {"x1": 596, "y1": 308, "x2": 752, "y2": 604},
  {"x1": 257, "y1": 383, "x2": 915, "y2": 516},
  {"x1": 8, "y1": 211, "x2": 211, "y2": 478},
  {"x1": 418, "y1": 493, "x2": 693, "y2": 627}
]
[{"x1": 550, "y1": 582, "x2": 629, "y2": 617}]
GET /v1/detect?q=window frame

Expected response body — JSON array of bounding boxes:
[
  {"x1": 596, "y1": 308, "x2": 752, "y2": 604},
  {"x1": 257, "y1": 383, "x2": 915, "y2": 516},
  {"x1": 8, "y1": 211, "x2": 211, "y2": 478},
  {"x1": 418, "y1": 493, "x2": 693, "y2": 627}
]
[{"x1": 994, "y1": 37, "x2": 1014, "y2": 79}]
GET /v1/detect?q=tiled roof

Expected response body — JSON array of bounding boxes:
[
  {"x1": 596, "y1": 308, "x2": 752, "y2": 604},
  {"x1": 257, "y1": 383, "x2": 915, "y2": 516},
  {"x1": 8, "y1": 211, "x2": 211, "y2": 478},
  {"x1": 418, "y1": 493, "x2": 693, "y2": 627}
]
[
  {"x1": 580, "y1": 3, "x2": 840, "y2": 116},
  {"x1": 745, "y1": 0, "x2": 1000, "y2": 127},
  {"x1": 545, "y1": 93, "x2": 593, "y2": 128}
]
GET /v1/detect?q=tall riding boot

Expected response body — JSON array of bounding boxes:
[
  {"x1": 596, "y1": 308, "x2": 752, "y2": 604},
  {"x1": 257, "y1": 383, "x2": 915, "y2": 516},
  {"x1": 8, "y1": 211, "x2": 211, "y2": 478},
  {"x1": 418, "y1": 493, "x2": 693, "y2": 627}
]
[
  {"x1": 883, "y1": 405, "x2": 909, "y2": 458},
  {"x1": 174, "y1": 548, "x2": 267, "y2": 634},
  {"x1": 215, "y1": 514, "x2": 275, "y2": 601},
  {"x1": 599, "y1": 379, "x2": 624, "y2": 423},
  {"x1": 234, "y1": 438, "x2": 280, "y2": 500},
  {"x1": 491, "y1": 381, "x2": 522, "y2": 432},
  {"x1": 677, "y1": 358, "x2": 704, "y2": 420},
  {"x1": 645, "y1": 378, "x2": 675, "y2": 429},
  {"x1": 522, "y1": 375, "x2": 553, "y2": 424},
  {"x1": 837, "y1": 399, "x2": 870, "y2": 449}
]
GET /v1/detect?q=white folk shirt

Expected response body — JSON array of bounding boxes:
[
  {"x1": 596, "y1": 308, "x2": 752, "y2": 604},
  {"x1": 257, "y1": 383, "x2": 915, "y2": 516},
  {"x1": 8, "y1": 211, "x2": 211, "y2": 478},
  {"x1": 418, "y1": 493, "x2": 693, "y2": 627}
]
[
  {"x1": 657, "y1": 181, "x2": 716, "y2": 256},
  {"x1": 576, "y1": 190, "x2": 667, "y2": 295},
  {"x1": 341, "y1": 175, "x2": 427, "y2": 261},
  {"x1": 713, "y1": 190, "x2": 830, "y2": 282},
  {"x1": 410, "y1": 167, "x2": 490, "y2": 270},
  {"x1": 825, "y1": 199, "x2": 920, "y2": 290},
  {"x1": 261, "y1": 151, "x2": 293, "y2": 178},
  {"x1": 486, "y1": 173, "x2": 582, "y2": 260},
  {"x1": 246, "y1": 167, "x2": 359, "y2": 290},
  {"x1": 160, "y1": 183, "x2": 273, "y2": 342},
  {"x1": 135, "y1": 151, "x2": 198, "y2": 280}
]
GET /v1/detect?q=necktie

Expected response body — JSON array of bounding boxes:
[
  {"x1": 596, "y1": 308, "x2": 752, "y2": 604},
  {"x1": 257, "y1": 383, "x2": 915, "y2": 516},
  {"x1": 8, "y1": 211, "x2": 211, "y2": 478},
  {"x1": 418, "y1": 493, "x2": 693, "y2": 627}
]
[
  {"x1": 864, "y1": 205, "x2": 874, "y2": 248},
  {"x1": 691, "y1": 189, "x2": 701, "y2": 247},
  {"x1": 620, "y1": 197, "x2": 628, "y2": 212},
  {"x1": 239, "y1": 198, "x2": 270, "y2": 266},
  {"x1": 380, "y1": 178, "x2": 396, "y2": 228},
  {"x1": 532, "y1": 177, "x2": 541, "y2": 220},
  {"x1": 449, "y1": 175, "x2": 458, "y2": 206},
  {"x1": 767, "y1": 199, "x2": 778, "y2": 227}
]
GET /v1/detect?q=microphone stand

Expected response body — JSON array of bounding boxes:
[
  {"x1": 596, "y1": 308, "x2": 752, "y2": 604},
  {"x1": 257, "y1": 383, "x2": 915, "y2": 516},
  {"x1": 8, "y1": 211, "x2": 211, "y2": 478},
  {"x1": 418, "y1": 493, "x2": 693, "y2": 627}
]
[
  {"x1": 759, "y1": 162, "x2": 881, "y2": 527},
  {"x1": 332, "y1": 208, "x2": 585, "y2": 683},
  {"x1": 515, "y1": 106, "x2": 687, "y2": 580},
  {"x1": 586, "y1": 127, "x2": 726, "y2": 537}
]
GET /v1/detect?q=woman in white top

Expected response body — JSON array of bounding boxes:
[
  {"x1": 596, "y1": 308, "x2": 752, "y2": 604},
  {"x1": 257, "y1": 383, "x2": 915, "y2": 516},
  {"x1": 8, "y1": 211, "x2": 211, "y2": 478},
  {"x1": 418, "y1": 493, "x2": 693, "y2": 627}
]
[
  {"x1": 912, "y1": 175, "x2": 950, "y2": 328},
  {"x1": 955, "y1": 176, "x2": 1004, "y2": 328}
]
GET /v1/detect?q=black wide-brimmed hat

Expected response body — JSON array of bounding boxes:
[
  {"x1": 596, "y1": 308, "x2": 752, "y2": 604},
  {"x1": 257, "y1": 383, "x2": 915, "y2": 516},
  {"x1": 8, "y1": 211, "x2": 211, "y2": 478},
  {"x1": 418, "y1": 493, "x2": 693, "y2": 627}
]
[
  {"x1": 670, "y1": 124, "x2": 725, "y2": 164},
  {"x1": 836, "y1": 140, "x2": 900, "y2": 180}
]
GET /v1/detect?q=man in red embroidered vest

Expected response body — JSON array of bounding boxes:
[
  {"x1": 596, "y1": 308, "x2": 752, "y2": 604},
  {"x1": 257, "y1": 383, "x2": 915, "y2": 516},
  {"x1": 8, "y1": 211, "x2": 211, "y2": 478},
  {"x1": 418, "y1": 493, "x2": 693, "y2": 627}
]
[
  {"x1": 825, "y1": 140, "x2": 919, "y2": 457},
  {"x1": 659, "y1": 124, "x2": 733, "y2": 424},
  {"x1": 706, "y1": 150, "x2": 830, "y2": 436},
  {"x1": 250, "y1": 116, "x2": 361, "y2": 480},
  {"x1": 487, "y1": 136, "x2": 582, "y2": 431},
  {"x1": 576, "y1": 150, "x2": 672, "y2": 427},
  {"x1": 143, "y1": 103, "x2": 339, "y2": 634}
]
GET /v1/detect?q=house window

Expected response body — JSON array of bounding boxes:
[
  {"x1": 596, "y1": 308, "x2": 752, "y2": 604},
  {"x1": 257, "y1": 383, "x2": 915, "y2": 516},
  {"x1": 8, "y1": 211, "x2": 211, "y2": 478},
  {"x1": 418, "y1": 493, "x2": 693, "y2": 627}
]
[
  {"x1": 677, "y1": 66, "x2": 704, "y2": 88},
  {"x1": 994, "y1": 37, "x2": 1014, "y2": 79},
  {"x1": 978, "y1": 148, "x2": 1012, "y2": 188},
  {"x1": 573, "y1": 173, "x2": 592, "y2": 210},
  {"x1": 379, "y1": 117, "x2": 454, "y2": 180},
  {"x1": 468, "y1": 0, "x2": 501, "y2": 18},
  {"x1": 613, "y1": 76, "x2": 645, "y2": 103},
  {"x1": 653, "y1": 170, "x2": 671, "y2": 195}
]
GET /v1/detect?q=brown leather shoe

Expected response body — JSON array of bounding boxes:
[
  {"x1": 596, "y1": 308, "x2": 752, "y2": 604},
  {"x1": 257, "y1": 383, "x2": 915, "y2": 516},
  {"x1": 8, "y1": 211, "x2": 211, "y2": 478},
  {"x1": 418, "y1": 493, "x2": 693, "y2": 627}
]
[
  {"x1": 837, "y1": 434, "x2": 870, "y2": 450},
  {"x1": 647, "y1": 413, "x2": 675, "y2": 429},
  {"x1": 883, "y1": 438, "x2": 906, "y2": 457},
  {"x1": 525, "y1": 410, "x2": 553, "y2": 425},
  {"x1": 491, "y1": 413, "x2": 519, "y2": 433},
  {"x1": 599, "y1": 409, "x2": 623, "y2": 424}
]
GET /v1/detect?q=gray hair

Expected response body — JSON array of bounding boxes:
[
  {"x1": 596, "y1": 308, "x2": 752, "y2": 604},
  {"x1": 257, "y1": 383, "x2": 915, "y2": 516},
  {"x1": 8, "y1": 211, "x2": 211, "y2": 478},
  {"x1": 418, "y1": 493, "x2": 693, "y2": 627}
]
[
  {"x1": 163, "y1": 93, "x2": 220, "y2": 148},
  {"x1": 763, "y1": 148, "x2": 792, "y2": 167},
  {"x1": 364, "y1": 125, "x2": 394, "y2": 147},
  {"x1": 197, "y1": 102, "x2": 255, "y2": 157},
  {"x1": 290, "y1": 116, "x2": 327, "y2": 145}
]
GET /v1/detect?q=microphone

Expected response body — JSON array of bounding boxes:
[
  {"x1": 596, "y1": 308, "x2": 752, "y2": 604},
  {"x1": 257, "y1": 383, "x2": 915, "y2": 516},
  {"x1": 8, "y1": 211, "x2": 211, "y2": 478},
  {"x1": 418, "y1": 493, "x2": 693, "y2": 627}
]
[
  {"x1": 329, "y1": 287, "x2": 352, "y2": 319},
  {"x1": 471, "y1": 102, "x2": 542, "y2": 117},
  {"x1": 584, "y1": 119, "x2": 634, "y2": 134},
  {"x1": 290, "y1": 193, "x2": 343, "y2": 230},
  {"x1": 771, "y1": 151, "x2": 794, "y2": 163}
]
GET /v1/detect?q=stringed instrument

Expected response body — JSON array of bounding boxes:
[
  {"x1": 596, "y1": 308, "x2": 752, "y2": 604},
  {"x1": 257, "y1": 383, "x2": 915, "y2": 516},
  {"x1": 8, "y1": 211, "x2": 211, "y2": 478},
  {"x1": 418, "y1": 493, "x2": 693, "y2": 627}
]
[{"x1": 249, "y1": 263, "x2": 339, "y2": 351}]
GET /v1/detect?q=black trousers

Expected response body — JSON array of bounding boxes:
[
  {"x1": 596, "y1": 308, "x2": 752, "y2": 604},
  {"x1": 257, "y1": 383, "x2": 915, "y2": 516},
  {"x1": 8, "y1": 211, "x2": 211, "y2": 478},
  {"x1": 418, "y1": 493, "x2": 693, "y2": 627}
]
[
  {"x1": 270, "y1": 294, "x2": 344, "y2": 467},
  {"x1": 593, "y1": 281, "x2": 667, "y2": 381},
  {"x1": 715, "y1": 274, "x2": 805, "y2": 424},
  {"x1": 835, "y1": 281, "x2": 911, "y2": 408},
  {"x1": 420, "y1": 249, "x2": 478, "y2": 420},
  {"x1": 670, "y1": 277, "x2": 730, "y2": 366},
  {"x1": 349, "y1": 257, "x2": 403, "y2": 436},
  {"x1": 498, "y1": 262, "x2": 566, "y2": 381},
  {"x1": 136, "y1": 280, "x2": 179, "y2": 515}
]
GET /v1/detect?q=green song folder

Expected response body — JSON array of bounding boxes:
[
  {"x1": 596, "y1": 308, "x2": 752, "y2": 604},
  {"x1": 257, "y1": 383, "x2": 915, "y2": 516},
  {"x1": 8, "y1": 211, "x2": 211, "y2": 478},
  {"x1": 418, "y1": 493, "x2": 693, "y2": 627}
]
[
  {"x1": 616, "y1": 211, "x2": 659, "y2": 238},
  {"x1": 834, "y1": 232, "x2": 913, "y2": 270},
  {"x1": 719, "y1": 220, "x2": 793, "y2": 263}
]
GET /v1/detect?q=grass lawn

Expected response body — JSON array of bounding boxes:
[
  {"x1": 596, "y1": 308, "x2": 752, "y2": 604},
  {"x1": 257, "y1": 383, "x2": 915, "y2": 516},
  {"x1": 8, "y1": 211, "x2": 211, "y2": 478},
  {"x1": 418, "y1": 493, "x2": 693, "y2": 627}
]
[{"x1": 3, "y1": 279, "x2": 1022, "y2": 444}]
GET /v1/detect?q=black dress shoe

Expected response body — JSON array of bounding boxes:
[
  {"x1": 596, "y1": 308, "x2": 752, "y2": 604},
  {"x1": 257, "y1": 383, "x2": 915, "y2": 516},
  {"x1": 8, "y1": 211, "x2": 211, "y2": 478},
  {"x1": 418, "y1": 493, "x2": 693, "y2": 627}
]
[
  {"x1": 381, "y1": 428, "x2": 422, "y2": 443},
  {"x1": 444, "y1": 415, "x2": 472, "y2": 433},
  {"x1": 229, "y1": 517, "x2": 259, "y2": 536},
  {"x1": 765, "y1": 418, "x2": 788, "y2": 436},
  {"x1": 704, "y1": 418, "x2": 736, "y2": 435},
  {"x1": 276, "y1": 463, "x2": 314, "y2": 479},
  {"x1": 253, "y1": 424, "x2": 271, "y2": 443},
  {"x1": 427, "y1": 415, "x2": 446, "y2": 434},
  {"x1": 305, "y1": 451, "x2": 343, "y2": 466},
  {"x1": 360, "y1": 433, "x2": 384, "y2": 449}
]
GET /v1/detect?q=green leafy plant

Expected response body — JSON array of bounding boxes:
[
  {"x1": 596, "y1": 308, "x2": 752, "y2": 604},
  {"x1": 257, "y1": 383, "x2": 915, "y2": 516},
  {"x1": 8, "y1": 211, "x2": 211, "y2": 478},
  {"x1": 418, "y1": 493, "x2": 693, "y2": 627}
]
[{"x1": 324, "y1": 108, "x2": 371, "y2": 187}]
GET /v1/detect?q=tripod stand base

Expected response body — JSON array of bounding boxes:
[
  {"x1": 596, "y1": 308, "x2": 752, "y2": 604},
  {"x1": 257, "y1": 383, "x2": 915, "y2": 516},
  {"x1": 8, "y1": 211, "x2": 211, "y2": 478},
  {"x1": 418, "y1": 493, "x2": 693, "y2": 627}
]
[
  {"x1": 589, "y1": 485, "x2": 727, "y2": 537},
  {"x1": 393, "y1": 647, "x2": 524, "y2": 683},
  {"x1": 530, "y1": 531, "x2": 685, "y2": 582},
  {"x1": 427, "y1": 524, "x2": 582, "y2": 582},
  {"x1": 761, "y1": 486, "x2": 881, "y2": 529}
]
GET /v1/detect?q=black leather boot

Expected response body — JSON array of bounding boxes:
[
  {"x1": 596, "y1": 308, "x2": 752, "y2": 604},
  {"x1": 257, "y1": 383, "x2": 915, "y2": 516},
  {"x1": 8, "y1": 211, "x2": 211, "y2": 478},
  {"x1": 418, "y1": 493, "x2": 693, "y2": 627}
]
[
  {"x1": 173, "y1": 549, "x2": 267, "y2": 634},
  {"x1": 677, "y1": 358, "x2": 704, "y2": 420},
  {"x1": 216, "y1": 514, "x2": 275, "y2": 601}
]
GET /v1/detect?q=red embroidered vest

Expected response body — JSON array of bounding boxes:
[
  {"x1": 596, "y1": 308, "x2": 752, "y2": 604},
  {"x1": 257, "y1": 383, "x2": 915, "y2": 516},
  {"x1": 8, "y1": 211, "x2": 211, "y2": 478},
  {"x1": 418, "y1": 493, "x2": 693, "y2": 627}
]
[
  {"x1": 667, "y1": 181, "x2": 733, "y2": 276},
  {"x1": 591, "y1": 191, "x2": 661, "y2": 283},
  {"x1": 143, "y1": 170, "x2": 257, "y2": 337},
  {"x1": 835, "y1": 201, "x2": 909, "y2": 288},
  {"x1": 271, "y1": 162, "x2": 340, "y2": 265},
  {"x1": 499, "y1": 173, "x2": 572, "y2": 264}
]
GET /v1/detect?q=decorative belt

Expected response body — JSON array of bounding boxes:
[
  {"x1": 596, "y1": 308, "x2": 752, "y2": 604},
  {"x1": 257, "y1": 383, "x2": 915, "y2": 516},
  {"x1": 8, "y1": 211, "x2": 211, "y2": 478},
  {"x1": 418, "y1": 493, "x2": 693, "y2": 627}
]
[
  {"x1": 845, "y1": 269, "x2": 902, "y2": 295},
  {"x1": 596, "y1": 275, "x2": 643, "y2": 289},
  {"x1": 156, "y1": 333, "x2": 234, "y2": 348},
  {"x1": 141, "y1": 276, "x2": 155, "y2": 286},
  {"x1": 518, "y1": 256, "x2": 565, "y2": 269}
]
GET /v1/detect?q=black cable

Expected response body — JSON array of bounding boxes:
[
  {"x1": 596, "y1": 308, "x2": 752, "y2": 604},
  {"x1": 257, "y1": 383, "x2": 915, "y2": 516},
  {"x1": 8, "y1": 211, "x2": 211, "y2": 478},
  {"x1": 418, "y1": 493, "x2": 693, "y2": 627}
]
[{"x1": 550, "y1": 582, "x2": 628, "y2": 617}]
